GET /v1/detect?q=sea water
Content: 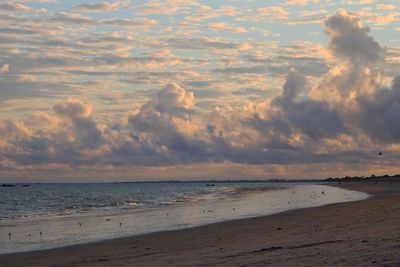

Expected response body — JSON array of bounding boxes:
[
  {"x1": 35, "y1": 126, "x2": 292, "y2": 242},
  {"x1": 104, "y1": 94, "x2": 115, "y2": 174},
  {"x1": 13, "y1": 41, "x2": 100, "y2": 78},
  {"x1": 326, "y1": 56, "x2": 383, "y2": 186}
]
[{"x1": 0, "y1": 182, "x2": 368, "y2": 254}]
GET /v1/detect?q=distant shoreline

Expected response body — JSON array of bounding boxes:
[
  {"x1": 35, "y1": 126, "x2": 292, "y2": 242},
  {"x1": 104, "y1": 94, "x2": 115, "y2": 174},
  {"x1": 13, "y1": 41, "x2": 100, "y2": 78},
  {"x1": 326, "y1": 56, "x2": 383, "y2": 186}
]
[{"x1": 3, "y1": 173, "x2": 400, "y2": 185}]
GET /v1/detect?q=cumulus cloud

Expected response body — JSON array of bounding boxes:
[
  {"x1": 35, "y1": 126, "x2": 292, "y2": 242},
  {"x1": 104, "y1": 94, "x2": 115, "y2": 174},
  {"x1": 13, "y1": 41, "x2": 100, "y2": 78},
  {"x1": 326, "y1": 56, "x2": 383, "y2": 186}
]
[
  {"x1": 147, "y1": 83, "x2": 194, "y2": 117},
  {"x1": 0, "y1": 120, "x2": 33, "y2": 165},
  {"x1": 53, "y1": 98, "x2": 93, "y2": 119},
  {"x1": 272, "y1": 69, "x2": 346, "y2": 140},
  {"x1": 128, "y1": 84, "x2": 196, "y2": 143},
  {"x1": 356, "y1": 76, "x2": 400, "y2": 143},
  {"x1": 0, "y1": 120, "x2": 32, "y2": 142},
  {"x1": 93, "y1": 83, "x2": 211, "y2": 166},
  {"x1": 53, "y1": 98, "x2": 102, "y2": 147},
  {"x1": 324, "y1": 9, "x2": 385, "y2": 66}
]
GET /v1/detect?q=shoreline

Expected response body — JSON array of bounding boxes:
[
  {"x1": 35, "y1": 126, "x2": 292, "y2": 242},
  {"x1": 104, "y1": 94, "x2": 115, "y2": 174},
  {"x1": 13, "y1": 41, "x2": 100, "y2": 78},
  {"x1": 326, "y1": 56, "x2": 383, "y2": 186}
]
[
  {"x1": 1, "y1": 183, "x2": 364, "y2": 255},
  {"x1": 0, "y1": 184, "x2": 368, "y2": 256},
  {"x1": 2, "y1": 182, "x2": 400, "y2": 266}
]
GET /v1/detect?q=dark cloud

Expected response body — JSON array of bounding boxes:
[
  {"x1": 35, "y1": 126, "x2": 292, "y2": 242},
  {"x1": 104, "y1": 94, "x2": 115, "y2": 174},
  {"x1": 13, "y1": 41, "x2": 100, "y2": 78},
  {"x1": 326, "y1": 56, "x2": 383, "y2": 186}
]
[
  {"x1": 325, "y1": 9, "x2": 385, "y2": 66},
  {"x1": 271, "y1": 69, "x2": 346, "y2": 140},
  {"x1": 53, "y1": 98, "x2": 102, "y2": 147},
  {"x1": 356, "y1": 76, "x2": 400, "y2": 143}
]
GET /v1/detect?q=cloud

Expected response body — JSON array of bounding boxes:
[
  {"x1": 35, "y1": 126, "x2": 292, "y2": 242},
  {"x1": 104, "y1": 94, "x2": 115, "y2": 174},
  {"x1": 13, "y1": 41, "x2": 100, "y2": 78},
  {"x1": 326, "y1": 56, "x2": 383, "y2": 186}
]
[
  {"x1": 0, "y1": 3, "x2": 32, "y2": 12},
  {"x1": 2, "y1": 8, "x2": 400, "y2": 180},
  {"x1": 167, "y1": 37, "x2": 251, "y2": 51},
  {"x1": 0, "y1": 120, "x2": 32, "y2": 142},
  {"x1": 272, "y1": 69, "x2": 346, "y2": 140},
  {"x1": 122, "y1": 83, "x2": 212, "y2": 165},
  {"x1": 284, "y1": 0, "x2": 320, "y2": 6},
  {"x1": 50, "y1": 12, "x2": 94, "y2": 24},
  {"x1": 347, "y1": 0, "x2": 374, "y2": 5},
  {"x1": 376, "y1": 4, "x2": 396, "y2": 11},
  {"x1": 356, "y1": 76, "x2": 400, "y2": 143},
  {"x1": 53, "y1": 98, "x2": 102, "y2": 147},
  {"x1": 206, "y1": 22, "x2": 247, "y2": 33},
  {"x1": 324, "y1": 9, "x2": 385, "y2": 66},
  {"x1": 100, "y1": 18, "x2": 157, "y2": 27},
  {"x1": 74, "y1": 2, "x2": 119, "y2": 12},
  {"x1": 128, "y1": 83, "x2": 195, "y2": 134},
  {"x1": 53, "y1": 98, "x2": 93, "y2": 119},
  {"x1": 353, "y1": 11, "x2": 400, "y2": 25},
  {"x1": 256, "y1": 6, "x2": 289, "y2": 20},
  {"x1": 148, "y1": 83, "x2": 194, "y2": 116},
  {"x1": 0, "y1": 64, "x2": 9, "y2": 74}
]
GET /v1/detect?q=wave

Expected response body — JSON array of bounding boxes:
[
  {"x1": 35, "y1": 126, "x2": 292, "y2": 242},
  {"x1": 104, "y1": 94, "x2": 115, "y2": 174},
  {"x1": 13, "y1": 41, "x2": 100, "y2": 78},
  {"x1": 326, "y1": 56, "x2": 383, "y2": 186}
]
[{"x1": 0, "y1": 183, "x2": 284, "y2": 221}]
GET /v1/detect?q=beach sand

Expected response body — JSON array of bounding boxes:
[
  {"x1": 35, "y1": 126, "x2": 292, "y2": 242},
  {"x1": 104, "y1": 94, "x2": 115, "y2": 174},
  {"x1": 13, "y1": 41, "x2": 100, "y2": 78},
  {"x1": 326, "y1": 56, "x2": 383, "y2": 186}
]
[{"x1": 1, "y1": 183, "x2": 400, "y2": 266}]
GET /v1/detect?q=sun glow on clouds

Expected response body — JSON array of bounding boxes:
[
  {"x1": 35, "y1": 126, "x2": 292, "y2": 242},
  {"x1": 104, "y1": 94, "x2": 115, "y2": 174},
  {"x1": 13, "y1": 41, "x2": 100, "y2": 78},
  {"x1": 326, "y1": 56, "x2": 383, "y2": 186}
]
[{"x1": 0, "y1": 1, "x2": 400, "y2": 181}]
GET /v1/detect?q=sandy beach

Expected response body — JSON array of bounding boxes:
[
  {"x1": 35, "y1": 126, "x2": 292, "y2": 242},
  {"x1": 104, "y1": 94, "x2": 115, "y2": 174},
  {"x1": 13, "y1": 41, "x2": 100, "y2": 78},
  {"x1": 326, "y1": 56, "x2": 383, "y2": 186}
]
[{"x1": 1, "y1": 182, "x2": 400, "y2": 267}]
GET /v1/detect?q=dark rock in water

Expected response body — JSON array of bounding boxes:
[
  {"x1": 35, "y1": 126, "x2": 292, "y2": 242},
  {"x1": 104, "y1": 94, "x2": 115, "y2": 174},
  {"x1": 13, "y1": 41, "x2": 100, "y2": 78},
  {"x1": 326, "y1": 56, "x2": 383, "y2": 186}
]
[
  {"x1": 206, "y1": 184, "x2": 215, "y2": 187},
  {"x1": 22, "y1": 184, "x2": 29, "y2": 187},
  {"x1": 2, "y1": 184, "x2": 16, "y2": 187}
]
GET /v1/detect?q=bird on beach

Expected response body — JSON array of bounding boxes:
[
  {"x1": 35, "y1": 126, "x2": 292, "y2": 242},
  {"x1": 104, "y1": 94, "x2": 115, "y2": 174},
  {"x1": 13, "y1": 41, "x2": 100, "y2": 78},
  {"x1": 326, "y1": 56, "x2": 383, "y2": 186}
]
[
  {"x1": 119, "y1": 222, "x2": 122, "y2": 226},
  {"x1": 379, "y1": 152, "x2": 383, "y2": 156},
  {"x1": 40, "y1": 231, "x2": 43, "y2": 237},
  {"x1": 8, "y1": 232, "x2": 11, "y2": 238},
  {"x1": 79, "y1": 222, "x2": 82, "y2": 227}
]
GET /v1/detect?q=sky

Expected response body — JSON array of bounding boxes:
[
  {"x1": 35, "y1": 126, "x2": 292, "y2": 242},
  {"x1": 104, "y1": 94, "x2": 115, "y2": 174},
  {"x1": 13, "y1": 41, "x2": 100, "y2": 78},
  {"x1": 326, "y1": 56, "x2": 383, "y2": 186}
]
[{"x1": 1, "y1": 0, "x2": 400, "y2": 182}]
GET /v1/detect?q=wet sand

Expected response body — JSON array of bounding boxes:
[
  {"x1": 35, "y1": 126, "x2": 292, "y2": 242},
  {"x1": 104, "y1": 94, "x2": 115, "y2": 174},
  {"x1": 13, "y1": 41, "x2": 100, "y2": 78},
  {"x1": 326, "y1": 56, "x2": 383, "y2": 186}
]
[{"x1": 2, "y1": 182, "x2": 400, "y2": 266}]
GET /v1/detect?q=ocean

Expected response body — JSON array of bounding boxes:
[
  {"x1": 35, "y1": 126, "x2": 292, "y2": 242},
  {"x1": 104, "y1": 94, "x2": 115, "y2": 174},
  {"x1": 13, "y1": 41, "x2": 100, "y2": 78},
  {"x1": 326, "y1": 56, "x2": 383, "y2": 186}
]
[{"x1": 0, "y1": 182, "x2": 368, "y2": 254}]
